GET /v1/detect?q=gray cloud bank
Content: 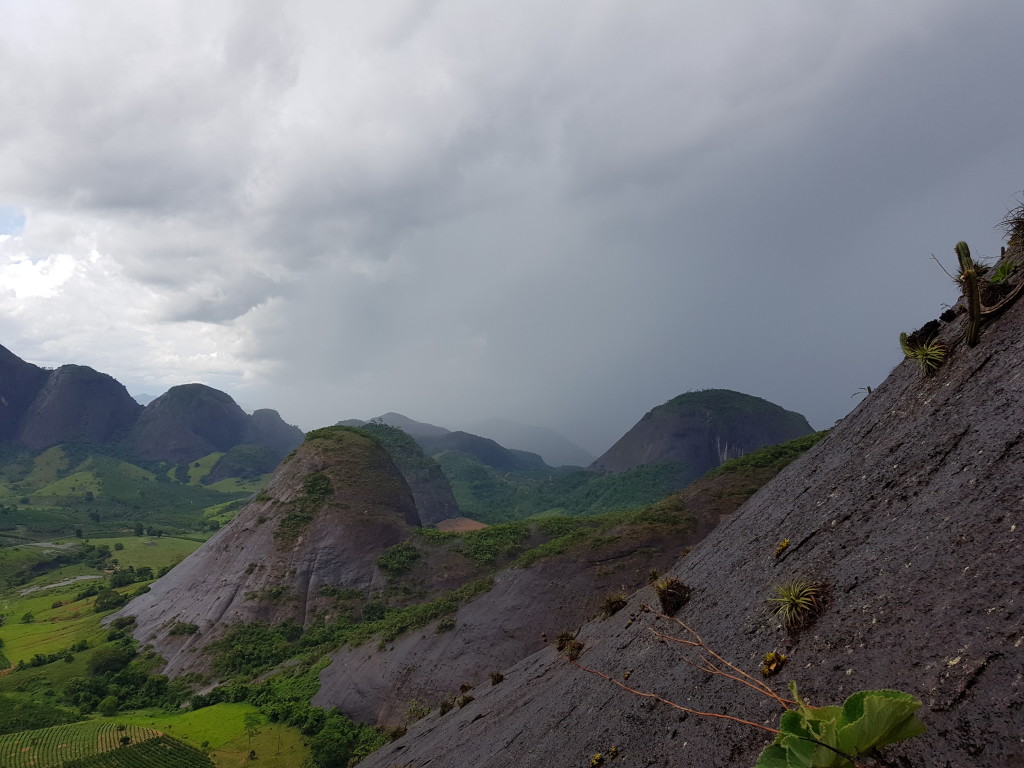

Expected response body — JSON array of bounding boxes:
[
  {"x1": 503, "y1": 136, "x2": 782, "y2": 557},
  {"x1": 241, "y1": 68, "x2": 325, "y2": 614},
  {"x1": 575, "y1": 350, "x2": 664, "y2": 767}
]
[{"x1": 1, "y1": 1, "x2": 1023, "y2": 453}]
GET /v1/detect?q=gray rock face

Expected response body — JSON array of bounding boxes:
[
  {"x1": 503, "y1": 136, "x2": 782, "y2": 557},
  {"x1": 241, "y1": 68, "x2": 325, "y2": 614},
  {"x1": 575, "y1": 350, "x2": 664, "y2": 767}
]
[
  {"x1": 314, "y1": 524, "x2": 694, "y2": 724},
  {"x1": 592, "y1": 389, "x2": 812, "y2": 482},
  {"x1": 17, "y1": 364, "x2": 142, "y2": 450},
  {"x1": 0, "y1": 344, "x2": 51, "y2": 441},
  {"x1": 360, "y1": 299, "x2": 1024, "y2": 766},
  {"x1": 124, "y1": 384, "x2": 251, "y2": 463},
  {"x1": 353, "y1": 422, "x2": 460, "y2": 526},
  {"x1": 110, "y1": 427, "x2": 419, "y2": 675},
  {"x1": 244, "y1": 408, "x2": 304, "y2": 458}
]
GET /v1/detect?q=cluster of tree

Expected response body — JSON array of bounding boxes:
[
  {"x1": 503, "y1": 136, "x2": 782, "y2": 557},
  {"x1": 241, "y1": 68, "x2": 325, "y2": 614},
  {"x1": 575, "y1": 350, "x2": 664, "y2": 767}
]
[
  {"x1": 60, "y1": 643, "x2": 191, "y2": 715},
  {"x1": 108, "y1": 565, "x2": 154, "y2": 588},
  {"x1": 205, "y1": 620, "x2": 302, "y2": 678},
  {"x1": 5, "y1": 542, "x2": 115, "y2": 588},
  {"x1": 0, "y1": 693, "x2": 80, "y2": 735}
]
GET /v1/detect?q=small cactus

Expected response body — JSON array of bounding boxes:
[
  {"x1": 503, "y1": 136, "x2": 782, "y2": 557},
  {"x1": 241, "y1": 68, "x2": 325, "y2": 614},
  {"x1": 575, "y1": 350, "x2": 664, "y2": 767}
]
[{"x1": 956, "y1": 241, "x2": 981, "y2": 346}]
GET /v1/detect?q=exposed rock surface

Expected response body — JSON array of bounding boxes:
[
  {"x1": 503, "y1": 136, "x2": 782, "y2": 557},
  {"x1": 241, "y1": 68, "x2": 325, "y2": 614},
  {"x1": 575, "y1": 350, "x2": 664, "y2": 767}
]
[
  {"x1": 0, "y1": 344, "x2": 51, "y2": 441},
  {"x1": 110, "y1": 427, "x2": 420, "y2": 675},
  {"x1": 361, "y1": 297, "x2": 1024, "y2": 767},
  {"x1": 592, "y1": 389, "x2": 812, "y2": 484},
  {"x1": 244, "y1": 408, "x2": 305, "y2": 458},
  {"x1": 354, "y1": 422, "x2": 460, "y2": 526},
  {"x1": 16, "y1": 364, "x2": 142, "y2": 450},
  {"x1": 124, "y1": 384, "x2": 251, "y2": 463},
  {"x1": 314, "y1": 519, "x2": 697, "y2": 725}
]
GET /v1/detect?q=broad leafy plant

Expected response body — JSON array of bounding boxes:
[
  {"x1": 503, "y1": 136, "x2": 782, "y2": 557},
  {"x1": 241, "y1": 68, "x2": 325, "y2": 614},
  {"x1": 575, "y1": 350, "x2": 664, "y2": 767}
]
[{"x1": 755, "y1": 683, "x2": 926, "y2": 768}]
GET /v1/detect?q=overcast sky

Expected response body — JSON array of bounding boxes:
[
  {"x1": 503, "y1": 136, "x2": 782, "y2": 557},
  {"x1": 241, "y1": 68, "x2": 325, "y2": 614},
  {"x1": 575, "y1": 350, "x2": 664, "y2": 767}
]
[{"x1": 1, "y1": 1, "x2": 1023, "y2": 454}]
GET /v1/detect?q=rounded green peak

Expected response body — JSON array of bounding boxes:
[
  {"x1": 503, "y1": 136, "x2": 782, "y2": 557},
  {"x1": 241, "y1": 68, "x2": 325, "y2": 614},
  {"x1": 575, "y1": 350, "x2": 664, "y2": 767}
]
[
  {"x1": 660, "y1": 389, "x2": 791, "y2": 416},
  {"x1": 161, "y1": 383, "x2": 238, "y2": 406}
]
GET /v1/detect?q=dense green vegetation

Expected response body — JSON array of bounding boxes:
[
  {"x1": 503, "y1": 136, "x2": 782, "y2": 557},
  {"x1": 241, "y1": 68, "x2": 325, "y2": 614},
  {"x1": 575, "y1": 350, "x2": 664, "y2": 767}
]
[
  {"x1": 660, "y1": 388, "x2": 804, "y2": 420},
  {"x1": 0, "y1": 694, "x2": 81, "y2": 735},
  {"x1": 0, "y1": 444, "x2": 258, "y2": 543},
  {"x1": 704, "y1": 431, "x2": 828, "y2": 479},
  {"x1": 435, "y1": 451, "x2": 685, "y2": 524}
]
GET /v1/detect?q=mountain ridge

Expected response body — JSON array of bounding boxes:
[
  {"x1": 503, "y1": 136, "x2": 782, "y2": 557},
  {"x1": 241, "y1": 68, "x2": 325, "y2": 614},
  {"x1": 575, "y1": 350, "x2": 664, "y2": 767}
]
[
  {"x1": 0, "y1": 345, "x2": 304, "y2": 472},
  {"x1": 592, "y1": 388, "x2": 813, "y2": 484}
]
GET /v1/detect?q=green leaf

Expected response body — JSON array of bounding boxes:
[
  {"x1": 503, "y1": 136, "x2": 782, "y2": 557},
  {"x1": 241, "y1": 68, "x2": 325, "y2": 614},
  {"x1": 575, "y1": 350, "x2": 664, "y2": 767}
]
[
  {"x1": 833, "y1": 689, "x2": 927, "y2": 756},
  {"x1": 763, "y1": 688, "x2": 925, "y2": 768},
  {"x1": 775, "y1": 711, "x2": 820, "y2": 767},
  {"x1": 754, "y1": 743, "x2": 791, "y2": 768}
]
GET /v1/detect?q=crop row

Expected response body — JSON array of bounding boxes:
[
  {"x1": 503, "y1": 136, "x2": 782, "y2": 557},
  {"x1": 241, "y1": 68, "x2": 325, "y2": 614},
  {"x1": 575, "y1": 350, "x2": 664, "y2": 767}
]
[
  {"x1": 58, "y1": 736, "x2": 215, "y2": 768},
  {"x1": 0, "y1": 721, "x2": 159, "y2": 768}
]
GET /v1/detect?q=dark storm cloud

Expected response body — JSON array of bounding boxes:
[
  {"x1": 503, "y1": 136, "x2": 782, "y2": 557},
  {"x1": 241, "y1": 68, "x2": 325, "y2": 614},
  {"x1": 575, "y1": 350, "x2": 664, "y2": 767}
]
[{"x1": 1, "y1": 1, "x2": 1023, "y2": 453}]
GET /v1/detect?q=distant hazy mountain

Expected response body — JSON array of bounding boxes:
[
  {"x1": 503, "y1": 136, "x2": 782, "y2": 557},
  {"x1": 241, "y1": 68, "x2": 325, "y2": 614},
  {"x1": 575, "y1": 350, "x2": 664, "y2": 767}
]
[
  {"x1": 593, "y1": 388, "x2": 812, "y2": 484},
  {"x1": 338, "y1": 412, "x2": 451, "y2": 438},
  {"x1": 131, "y1": 392, "x2": 158, "y2": 406},
  {"x1": 416, "y1": 430, "x2": 548, "y2": 472},
  {"x1": 465, "y1": 417, "x2": 596, "y2": 467}
]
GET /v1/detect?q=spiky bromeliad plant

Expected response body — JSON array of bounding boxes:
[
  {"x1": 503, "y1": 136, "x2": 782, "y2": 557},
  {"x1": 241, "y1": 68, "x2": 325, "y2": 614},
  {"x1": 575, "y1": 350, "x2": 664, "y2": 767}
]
[
  {"x1": 899, "y1": 332, "x2": 947, "y2": 375},
  {"x1": 768, "y1": 579, "x2": 831, "y2": 635}
]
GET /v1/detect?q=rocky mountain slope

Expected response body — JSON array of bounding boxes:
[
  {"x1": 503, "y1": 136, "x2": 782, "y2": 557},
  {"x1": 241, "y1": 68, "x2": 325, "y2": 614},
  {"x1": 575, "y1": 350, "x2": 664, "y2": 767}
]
[
  {"x1": 309, "y1": 433, "x2": 823, "y2": 727},
  {"x1": 354, "y1": 422, "x2": 460, "y2": 526},
  {"x1": 0, "y1": 346, "x2": 303, "y2": 471},
  {"x1": 108, "y1": 426, "x2": 420, "y2": 675},
  {"x1": 361, "y1": 268, "x2": 1024, "y2": 766},
  {"x1": 16, "y1": 364, "x2": 141, "y2": 450},
  {"x1": 593, "y1": 389, "x2": 812, "y2": 484},
  {"x1": 0, "y1": 344, "x2": 50, "y2": 440},
  {"x1": 126, "y1": 384, "x2": 288, "y2": 464}
]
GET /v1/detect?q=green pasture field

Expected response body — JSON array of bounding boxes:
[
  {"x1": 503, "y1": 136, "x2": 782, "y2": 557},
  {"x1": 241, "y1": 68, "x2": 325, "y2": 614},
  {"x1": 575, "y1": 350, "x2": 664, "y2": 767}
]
[
  {"x1": 0, "y1": 652, "x2": 95, "y2": 698},
  {"x1": 203, "y1": 476, "x2": 265, "y2": 494},
  {"x1": 186, "y1": 454, "x2": 223, "y2": 485},
  {"x1": 94, "y1": 536, "x2": 202, "y2": 570},
  {"x1": 32, "y1": 471, "x2": 103, "y2": 499},
  {"x1": 0, "y1": 590, "x2": 114, "y2": 663},
  {"x1": 102, "y1": 703, "x2": 310, "y2": 768},
  {"x1": 21, "y1": 447, "x2": 71, "y2": 493},
  {"x1": 0, "y1": 535, "x2": 205, "y2": 665},
  {"x1": 201, "y1": 498, "x2": 248, "y2": 526}
]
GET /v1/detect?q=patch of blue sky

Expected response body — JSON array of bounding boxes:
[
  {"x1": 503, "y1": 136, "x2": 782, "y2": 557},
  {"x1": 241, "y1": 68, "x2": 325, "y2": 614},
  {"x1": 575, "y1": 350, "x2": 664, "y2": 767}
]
[{"x1": 0, "y1": 205, "x2": 26, "y2": 235}]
